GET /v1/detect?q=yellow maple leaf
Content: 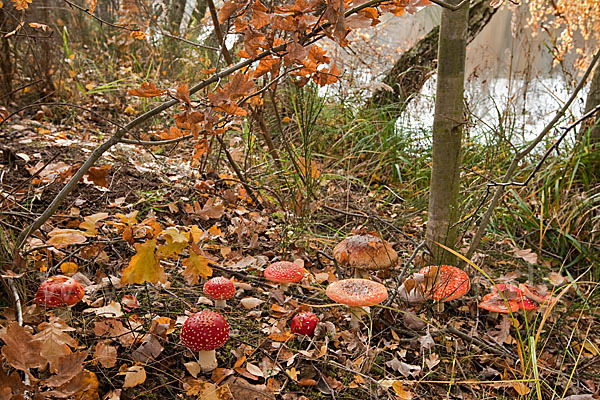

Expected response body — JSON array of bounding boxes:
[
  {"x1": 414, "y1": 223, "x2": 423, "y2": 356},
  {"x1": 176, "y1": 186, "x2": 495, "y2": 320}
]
[
  {"x1": 79, "y1": 212, "x2": 109, "y2": 236},
  {"x1": 157, "y1": 227, "x2": 189, "y2": 259},
  {"x1": 121, "y1": 239, "x2": 166, "y2": 285},
  {"x1": 182, "y1": 252, "x2": 212, "y2": 285},
  {"x1": 12, "y1": 0, "x2": 31, "y2": 11}
]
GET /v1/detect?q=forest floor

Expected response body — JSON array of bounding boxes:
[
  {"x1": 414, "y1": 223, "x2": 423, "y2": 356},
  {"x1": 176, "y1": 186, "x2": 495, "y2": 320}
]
[{"x1": 0, "y1": 108, "x2": 598, "y2": 400}]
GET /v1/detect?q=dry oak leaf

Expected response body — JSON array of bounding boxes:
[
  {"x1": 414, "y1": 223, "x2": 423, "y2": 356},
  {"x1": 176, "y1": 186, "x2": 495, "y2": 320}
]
[
  {"x1": 44, "y1": 350, "x2": 88, "y2": 387},
  {"x1": 12, "y1": 0, "x2": 32, "y2": 10},
  {"x1": 83, "y1": 300, "x2": 124, "y2": 318},
  {"x1": 198, "y1": 198, "x2": 225, "y2": 220},
  {"x1": 83, "y1": 165, "x2": 111, "y2": 188},
  {"x1": 46, "y1": 228, "x2": 87, "y2": 249},
  {"x1": 0, "y1": 322, "x2": 45, "y2": 372},
  {"x1": 157, "y1": 227, "x2": 189, "y2": 259},
  {"x1": 34, "y1": 316, "x2": 77, "y2": 372},
  {"x1": 94, "y1": 341, "x2": 117, "y2": 368},
  {"x1": 121, "y1": 239, "x2": 167, "y2": 285},
  {"x1": 182, "y1": 251, "x2": 213, "y2": 285},
  {"x1": 128, "y1": 81, "x2": 166, "y2": 98},
  {"x1": 123, "y1": 365, "x2": 147, "y2": 388},
  {"x1": 218, "y1": 1, "x2": 238, "y2": 23},
  {"x1": 392, "y1": 380, "x2": 413, "y2": 400},
  {"x1": 45, "y1": 370, "x2": 99, "y2": 399}
]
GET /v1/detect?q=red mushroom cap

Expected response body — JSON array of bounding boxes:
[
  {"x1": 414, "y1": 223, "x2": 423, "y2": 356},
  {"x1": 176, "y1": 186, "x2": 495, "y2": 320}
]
[
  {"x1": 203, "y1": 277, "x2": 236, "y2": 301},
  {"x1": 263, "y1": 261, "x2": 305, "y2": 284},
  {"x1": 419, "y1": 265, "x2": 470, "y2": 302},
  {"x1": 181, "y1": 310, "x2": 229, "y2": 352},
  {"x1": 478, "y1": 292, "x2": 522, "y2": 313},
  {"x1": 478, "y1": 284, "x2": 540, "y2": 313},
  {"x1": 35, "y1": 275, "x2": 85, "y2": 307},
  {"x1": 326, "y1": 279, "x2": 388, "y2": 307},
  {"x1": 290, "y1": 312, "x2": 319, "y2": 336}
]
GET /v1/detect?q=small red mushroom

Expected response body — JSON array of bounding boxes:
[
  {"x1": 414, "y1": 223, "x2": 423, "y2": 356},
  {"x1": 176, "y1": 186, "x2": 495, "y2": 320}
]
[
  {"x1": 419, "y1": 265, "x2": 470, "y2": 311},
  {"x1": 180, "y1": 310, "x2": 229, "y2": 372},
  {"x1": 291, "y1": 312, "x2": 319, "y2": 336},
  {"x1": 35, "y1": 275, "x2": 85, "y2": 308},
  {"x1": 203, "y1": 277, "x2": 236, "y2": 308},
  {"x1": 263, "y1": 261, "x2": 305, "y2": 290},
  {"x1": 326, "y1": 278, "x2": 388, "y2": 328}
]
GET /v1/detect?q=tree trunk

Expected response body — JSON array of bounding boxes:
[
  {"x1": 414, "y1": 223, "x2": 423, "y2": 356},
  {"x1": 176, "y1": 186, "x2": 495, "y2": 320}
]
[
  {"x1": 426, "y1": 1, "x2": 470, "y2": 264},
  {"x1": 584, "y1": 63, "x2": 600, "y2": 144},
  {"x1": 369, "y1": 0, "x2": 495, "y2": 114}
]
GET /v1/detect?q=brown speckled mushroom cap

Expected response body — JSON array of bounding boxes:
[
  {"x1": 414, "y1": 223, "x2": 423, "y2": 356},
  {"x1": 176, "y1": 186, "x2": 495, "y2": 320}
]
[
  {"x1": 333, "y1": 234, "x2": 398, "y2": 271},
  {"x1": 263, "y1": 261, "x2": 305, "y2": 284},
  {"x1": 180, "y1": 310, "x2": 229, "y2": 352},
  {"x1": 419, "y1": 265, "x2": 470, "y2": 302},
  {"x1": 326, "y1": 279, "x2": 388, "y2": 307}
]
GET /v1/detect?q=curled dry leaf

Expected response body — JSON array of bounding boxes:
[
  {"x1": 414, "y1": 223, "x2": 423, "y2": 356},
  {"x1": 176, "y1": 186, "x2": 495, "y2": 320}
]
[
  {"x1": 46, "y1": 229, "x2": 87, "y2": 249},
  {"x1": 240, "y1": 297, "x2": 264, "y2": 309},
  {"x1": 123, "y1": 365, "x2": 146, "y2": 388}
]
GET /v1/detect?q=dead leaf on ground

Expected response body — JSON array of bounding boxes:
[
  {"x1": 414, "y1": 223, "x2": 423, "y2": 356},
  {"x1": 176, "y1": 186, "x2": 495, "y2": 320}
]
[
  {"x1": 0, "y1": 322, "x2": 45, "y2": 372},
  {"x1": 94, "y1": 341, "x2": 117, "y2": 368},
  {"x1": 123, "y1": 365, "x2": 146, "y2": 388},
  {"x1": 120, "y1": 239, "x2": 166, "y2": 285}
]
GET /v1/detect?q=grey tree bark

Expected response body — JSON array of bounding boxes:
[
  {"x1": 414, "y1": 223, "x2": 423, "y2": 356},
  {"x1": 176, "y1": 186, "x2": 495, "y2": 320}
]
[
  {"x1": 426, "y1": 0, "x2": 470, "y2": 264},
  {"x1": 584, "y1": 63, "x2": 600, "y2": 144}
]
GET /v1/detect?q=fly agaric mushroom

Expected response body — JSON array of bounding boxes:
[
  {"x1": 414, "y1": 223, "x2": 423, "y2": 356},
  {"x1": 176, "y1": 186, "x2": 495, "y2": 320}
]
[
  {"x1": 326, "y1": 278, "x2": 388, "y2": 329},
  {"x1": 291, "y1": 312, "x2": 319, "y2": 336},
  {"x1": 333, "y1": 233, "x2": 398, "y2": 278},
  {"x1": 203, "y1": 277, "x2": 236, "y2": 308},
  {"x1": 263, "y1": 261, "x2": 305, "y2": 290},
  {"x1": 419, "y1": 265, "x2": 470, "y2": 312},
  {"x1": 180, "y1": 310, "x2": 229, "y2": 372},
  {"x1": 479, "y1": 283, "x2": 539, "y2": 314},
  {"x1": 35, "y1": 275, "x2": 85, "y2": 308}
]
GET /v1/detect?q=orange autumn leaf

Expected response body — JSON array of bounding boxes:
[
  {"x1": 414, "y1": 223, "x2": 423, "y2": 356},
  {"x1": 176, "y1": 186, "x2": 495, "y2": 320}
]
[
  {"x1": 84, "y1": 165, "x2": 111, "y2": 188},
  {"x1": 12, "y1": 0, "x2": 32, "y2": 10},
  {"x1": 182, "y1": 251, "x2": 212, "y2": 285},
  {"x1": 130, "y1": 30, "x2": 148, "y2": 40},
  {"x1": 121, "y1": 239, "x2": 166, "y2": 285},
  {"x1": 128, "y1": 81, "x2": 166, "y2": 98}
]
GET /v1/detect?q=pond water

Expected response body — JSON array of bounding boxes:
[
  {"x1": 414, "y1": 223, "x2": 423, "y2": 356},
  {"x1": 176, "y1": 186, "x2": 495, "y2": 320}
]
[{"x1": 326, "y1": 4, "x2": 592, "y2": 146}]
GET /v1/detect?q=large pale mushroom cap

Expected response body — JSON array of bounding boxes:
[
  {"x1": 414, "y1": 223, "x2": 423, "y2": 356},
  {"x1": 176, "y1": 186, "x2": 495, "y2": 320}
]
[
  {"x1": 333, "y1": 234, "x2": 398, "y2": 271},
  {"x1": 326, "y1": 279, "x2": 388, "y2": 307}
]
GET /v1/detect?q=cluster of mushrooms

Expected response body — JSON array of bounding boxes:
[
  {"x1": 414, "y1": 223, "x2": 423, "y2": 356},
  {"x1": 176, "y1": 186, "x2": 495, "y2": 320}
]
[{"x1": 31, "y1": 231, "x2": 555, "y2": 375}]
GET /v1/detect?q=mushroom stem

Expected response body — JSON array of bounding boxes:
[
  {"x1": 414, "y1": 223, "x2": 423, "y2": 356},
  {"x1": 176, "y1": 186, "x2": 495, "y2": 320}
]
[
  {"x1": 214, "y1": 299, "x2": 227, "y2": 308},
  {"x1": 279, "y1": 282, "x2": 291, "y2": 290},
  {"x1": 433, "y1": 302, "x2": 445, "y2": 313},
  {"x1": 197, "y1": 350, "x2": 218, "y2": 372},
  {"x1": 349, "y1": 306, "x2": 365, "y2": 329}
]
